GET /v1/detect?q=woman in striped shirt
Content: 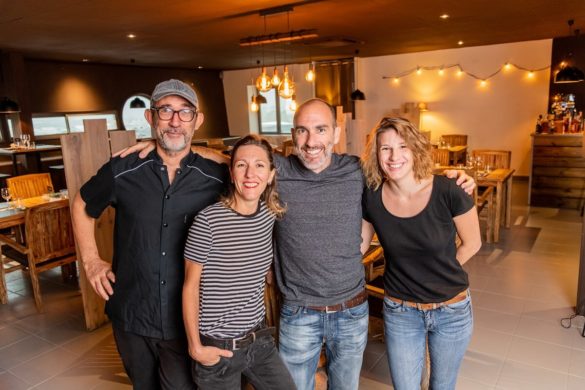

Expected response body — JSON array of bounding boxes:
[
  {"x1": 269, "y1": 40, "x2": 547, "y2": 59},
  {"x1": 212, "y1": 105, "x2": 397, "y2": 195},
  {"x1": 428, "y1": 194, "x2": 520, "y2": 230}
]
[{"x1": 182, "y1": 135, "x2": 295, "y2": 390}]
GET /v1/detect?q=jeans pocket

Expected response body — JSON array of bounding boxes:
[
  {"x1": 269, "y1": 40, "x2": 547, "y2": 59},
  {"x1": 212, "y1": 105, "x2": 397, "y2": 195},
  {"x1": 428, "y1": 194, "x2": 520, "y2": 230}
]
[
  {"x1": 280, "y1": 304, "x2": 302, "y2": 318},
  {"x1": 344, "y1": 301, "x2": 369, "y2": 319},
  {"x1": 442, "y1": 295, "x2": 472, "y2": 314},
  {"x1": 194, "y1": 356, "x2": 230, "y2": 378},
  {"x1": 383, "y1": 297, "x2": 406, "y2": 313}
]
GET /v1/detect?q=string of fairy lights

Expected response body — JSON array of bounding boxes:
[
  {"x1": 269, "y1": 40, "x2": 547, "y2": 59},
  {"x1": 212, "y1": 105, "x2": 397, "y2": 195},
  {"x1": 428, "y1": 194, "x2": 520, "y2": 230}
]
[{"x1": 382, "y1": 62, "x2": 551, "y2": 87}]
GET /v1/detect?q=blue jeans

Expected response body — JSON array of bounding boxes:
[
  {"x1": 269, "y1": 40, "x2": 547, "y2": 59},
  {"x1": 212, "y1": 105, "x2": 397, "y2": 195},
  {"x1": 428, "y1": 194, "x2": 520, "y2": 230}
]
[
  {"x1": 383, "y1": 293, "x2": 473, "y2": 390},
  {"x1": 278, "y1": 301, "x2": 369, "y2": 390}
]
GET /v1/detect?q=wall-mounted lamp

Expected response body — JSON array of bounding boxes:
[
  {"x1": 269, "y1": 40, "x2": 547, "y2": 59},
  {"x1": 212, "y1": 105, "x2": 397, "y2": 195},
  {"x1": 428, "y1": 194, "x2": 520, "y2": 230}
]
[
  {"x1": 129, "y1": 97, "x2": 146, "y2": 108},
  {"x1": 418, "y1": 102, "x2": 428, "y2": 112}
]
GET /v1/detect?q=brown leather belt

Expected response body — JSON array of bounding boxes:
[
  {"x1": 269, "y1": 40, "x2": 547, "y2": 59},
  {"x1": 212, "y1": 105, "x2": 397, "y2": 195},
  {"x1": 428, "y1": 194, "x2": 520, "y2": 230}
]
[
  {"x1": 308, "y1": 290, "x2": 368, "y2": 313},
  {"x1": 386, "y1": 290, "x2": 469, "y2": 311},
  {"x1": 200, "y1": 326, "x2": 275, "y2": 351}
]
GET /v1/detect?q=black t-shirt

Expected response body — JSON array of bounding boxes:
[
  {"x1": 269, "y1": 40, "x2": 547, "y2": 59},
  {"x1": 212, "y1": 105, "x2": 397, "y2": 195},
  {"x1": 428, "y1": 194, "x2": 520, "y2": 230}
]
[
  {"x1": 362, "y1": 175, "x2": 474, "y2": 303},
  {"x1": 80, "y1": 150, "x2": 228, "y2": 339}
]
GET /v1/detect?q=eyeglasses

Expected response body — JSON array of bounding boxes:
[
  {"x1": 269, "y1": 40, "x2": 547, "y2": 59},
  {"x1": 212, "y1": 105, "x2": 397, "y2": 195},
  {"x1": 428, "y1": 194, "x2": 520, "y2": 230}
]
[{"x1": 151, "y1": 107, "x2": 197, "y2": 122}]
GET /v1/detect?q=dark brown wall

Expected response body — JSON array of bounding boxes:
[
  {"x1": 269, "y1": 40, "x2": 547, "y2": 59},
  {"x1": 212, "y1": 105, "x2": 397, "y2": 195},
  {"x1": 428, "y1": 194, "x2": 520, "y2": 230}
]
[
  {"x1": 22, "y1": 59, "x2": 229, "y2": 139},
  {"x1": 549, "y1": 35, "x2": 585, "y2": 113}
]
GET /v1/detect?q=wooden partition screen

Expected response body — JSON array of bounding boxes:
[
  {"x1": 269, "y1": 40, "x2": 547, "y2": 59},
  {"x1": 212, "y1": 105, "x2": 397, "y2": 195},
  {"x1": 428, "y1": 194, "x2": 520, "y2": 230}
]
[{"x1": 61, "y1": 120, "x2": 135, "y2": 330}]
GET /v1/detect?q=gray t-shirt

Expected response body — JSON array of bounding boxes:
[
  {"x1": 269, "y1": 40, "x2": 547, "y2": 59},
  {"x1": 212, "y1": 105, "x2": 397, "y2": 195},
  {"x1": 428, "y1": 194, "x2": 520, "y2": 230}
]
[{"x1": 273, "y1": 153, "x2": 365, "y2": 307}]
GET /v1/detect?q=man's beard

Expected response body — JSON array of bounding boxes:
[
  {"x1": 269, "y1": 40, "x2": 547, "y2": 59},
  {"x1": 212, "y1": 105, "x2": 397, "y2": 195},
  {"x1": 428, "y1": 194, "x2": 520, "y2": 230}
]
[{"x1": 157, "y1": 129, "x2": 189, "y2": 155}]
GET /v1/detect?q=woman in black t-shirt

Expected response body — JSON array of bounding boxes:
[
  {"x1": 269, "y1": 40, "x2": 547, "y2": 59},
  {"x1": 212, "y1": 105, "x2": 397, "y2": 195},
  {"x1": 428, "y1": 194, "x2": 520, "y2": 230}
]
[{"x1": 360, "y1": 117, "x2": 481, "y2": 390}]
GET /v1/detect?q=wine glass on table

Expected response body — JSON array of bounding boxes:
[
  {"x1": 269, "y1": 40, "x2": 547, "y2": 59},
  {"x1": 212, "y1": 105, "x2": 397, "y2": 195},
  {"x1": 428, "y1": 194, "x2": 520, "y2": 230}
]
[{"x1": 1, "y1": 187, "x2": 12, "y2": 209}]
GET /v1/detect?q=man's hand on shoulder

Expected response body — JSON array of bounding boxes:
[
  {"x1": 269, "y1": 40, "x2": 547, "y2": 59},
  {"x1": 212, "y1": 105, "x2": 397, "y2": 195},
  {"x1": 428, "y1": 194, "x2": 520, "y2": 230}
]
[
  {"x1": 444, "y1": 169, "x2": 475, "y2": 195},
  {"x1": 113, "y1": 141, "x2": 156, "y2": 159}
]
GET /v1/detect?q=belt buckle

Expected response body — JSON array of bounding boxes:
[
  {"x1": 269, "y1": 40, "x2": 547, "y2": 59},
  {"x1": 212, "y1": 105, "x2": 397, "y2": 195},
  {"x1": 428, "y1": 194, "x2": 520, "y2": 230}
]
[
  {"x1": 231, "y1": 331, "x2": 256, "y2": 350},
  {"x1": 325, "y1": 305, "x2": 337, "y2": 314}
]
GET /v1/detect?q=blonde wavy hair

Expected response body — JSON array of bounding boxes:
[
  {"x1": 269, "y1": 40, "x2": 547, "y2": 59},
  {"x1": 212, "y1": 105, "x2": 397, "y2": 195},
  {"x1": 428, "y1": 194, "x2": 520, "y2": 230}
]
[
  {"x1": 222, "y1": 134, "x2": 286, "y2": 218},
  {"x1": 361, "y1": 117, "x2": 433, "y2": 190}
]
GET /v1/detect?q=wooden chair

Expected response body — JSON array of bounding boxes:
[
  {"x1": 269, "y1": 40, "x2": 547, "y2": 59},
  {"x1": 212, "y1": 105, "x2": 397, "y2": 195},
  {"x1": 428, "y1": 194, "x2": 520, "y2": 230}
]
[
  {"x1": 471, "y1": 150, "x2": 511, "y2": 169},
  {"x1": 442, "y1": 134, "x2": 468, "y2": 146},
  {"x1": 282, "y1": 140, "x2": 295, "y2": 157},
  {"x1": 431, "y1": 148, "x2": 450, "y2": 166},
  {"x1": 0, "y1": 199, "x2": 76, "y2": 311},
  {"x1": 6, "y1": 173, "x2": 54, "y2": 199}
]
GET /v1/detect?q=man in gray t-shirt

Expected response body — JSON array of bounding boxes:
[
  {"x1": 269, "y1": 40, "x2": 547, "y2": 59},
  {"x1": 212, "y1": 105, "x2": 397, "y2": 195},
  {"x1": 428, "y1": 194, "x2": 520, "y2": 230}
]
[{"x1": 273, "y1": 99, "x2": 369, "y2": 390}]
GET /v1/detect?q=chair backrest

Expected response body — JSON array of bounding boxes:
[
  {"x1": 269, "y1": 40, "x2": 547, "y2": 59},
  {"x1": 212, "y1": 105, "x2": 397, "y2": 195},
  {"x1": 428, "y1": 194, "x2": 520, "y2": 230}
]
[
  {"x1": 282, "y1": 140, "x2": 295, "y2": 157},
  {"x1": 431, "y1": 148, "x2": 450, "y2": 166},
  {"x1": 6, "y1": 173, "x2": 54, "y2": 199},
  {"x1": 471, "y1": 149, "x2": 511, "y2": 169},
  {"x1": 442, "y1": 134, "x2": 468, "y2": 146},
  {"x1": 24, "y1": 199, "x2": 75, "y2": 265}
]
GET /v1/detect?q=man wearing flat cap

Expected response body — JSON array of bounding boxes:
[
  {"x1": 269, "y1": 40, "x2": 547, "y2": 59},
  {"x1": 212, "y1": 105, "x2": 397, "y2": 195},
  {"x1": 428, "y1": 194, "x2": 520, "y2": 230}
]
[{"x1": 72, "y1": 79, "x2": 228, "y2": 389}]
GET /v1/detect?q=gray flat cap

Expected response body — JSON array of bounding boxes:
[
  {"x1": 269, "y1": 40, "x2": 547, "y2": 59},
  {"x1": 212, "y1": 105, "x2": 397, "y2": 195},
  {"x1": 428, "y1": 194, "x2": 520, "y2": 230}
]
[{"x1": 151, "y1": 79, "x2": 198, "y2": 108}]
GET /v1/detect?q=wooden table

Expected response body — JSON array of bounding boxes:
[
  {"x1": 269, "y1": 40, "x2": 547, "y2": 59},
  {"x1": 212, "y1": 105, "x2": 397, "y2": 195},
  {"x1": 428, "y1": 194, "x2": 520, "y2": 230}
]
[
  {"x1": 476, "y1": 168, "x2": 515, "y2": 242},
  {"x1": 0, "y1": 195, "x2": 66, "y2": 229},
  {"x1": 0, "y1": 144, "x2": 62, "y2": 176},
  {"x1": 433, "y1": 166, "x2": 515, "y2": 243}
]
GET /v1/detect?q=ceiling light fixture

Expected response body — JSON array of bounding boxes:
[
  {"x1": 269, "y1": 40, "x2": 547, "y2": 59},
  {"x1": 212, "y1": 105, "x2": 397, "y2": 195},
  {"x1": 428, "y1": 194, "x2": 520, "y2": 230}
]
[
  {"x1": 554, "y1": 20, "x2": 584, "y2": 84},
  {"x1": 240, "y1": 29, "x2": 318, "y2": 47},
  {"x1": 305, "y1": 62, "x2": 315, "y2": 82},
  {"x1": 440, "y1": 14, "x2": 450, "y2": 19},
  {"x1": 0, "y1": 97, "x2": 20, "y2": 113},
  {"x1": 250, "y1": 95, "x2": 259, "y2": 112},
  {"x1": 127, "y1": 33, "x2": 136, "y2": 39},
  {"x1": 350, "y1": 50, "x2": 366, "y2": 101},
  {"x1": 458, "y1": 40, "x2": 464, "y2": 46}
]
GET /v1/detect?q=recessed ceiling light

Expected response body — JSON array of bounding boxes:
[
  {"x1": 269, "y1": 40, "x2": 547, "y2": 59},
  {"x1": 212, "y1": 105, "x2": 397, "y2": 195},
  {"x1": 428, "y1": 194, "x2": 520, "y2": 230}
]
[
  {"x1": 458, "y1": 40, "x2": 464, "y2": 45},
  {"x1": 82, "y1": 58, "x2": 89, "y2": 62},
  {"x1": 127, "y1": 33, "x2": 136, "y2": 39},
  {"x1": 197, "y1": 66, "x2": 204, "y2": 69},
  {"x1": 440, "y1": 14, "x2": 450, "y2": 19}
]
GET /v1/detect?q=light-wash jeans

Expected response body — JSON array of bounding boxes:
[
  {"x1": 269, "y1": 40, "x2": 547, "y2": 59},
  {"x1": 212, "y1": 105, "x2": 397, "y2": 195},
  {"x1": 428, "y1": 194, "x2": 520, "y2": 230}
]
[
  {"x1": 278, "y1": 301, "x2": 369, "y2": 390},
  {"x1": 383, "y1": 293, "x2": 473, "y2": 390}
]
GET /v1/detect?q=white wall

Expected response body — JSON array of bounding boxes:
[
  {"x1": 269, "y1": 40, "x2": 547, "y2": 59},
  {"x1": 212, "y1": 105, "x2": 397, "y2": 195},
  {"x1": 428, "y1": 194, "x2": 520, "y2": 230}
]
[
  {"x1": 222, "y1": 63, "x2": 315, "y2": 136},
  {"x1": 358, "y1": 39, "x2": 552, "y2": 176}
]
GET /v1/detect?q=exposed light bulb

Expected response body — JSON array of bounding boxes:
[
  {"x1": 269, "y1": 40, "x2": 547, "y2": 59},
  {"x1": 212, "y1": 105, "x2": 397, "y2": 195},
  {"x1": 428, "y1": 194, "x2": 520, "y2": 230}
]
[
  {"x1": 255, "y1": 67, "x2": 272, "y2": 92},
  {"x1": 480, "y1": 80, "x2": 487, "y2": 87},
  {"x1": 278, "y1": 66, "x2": 295, "y2": 99},
  {"x1": 438, "y1": 68, "x2": 444, "y2": 76},
  {"x1": 289, "y1": 95, "x2": 298, "y2": 111},
  {"x1": 393, "y1": 77, "x2": 399, "y2": 84},
  {"x1": 416, "y1": 67, "x2": 422, "y2": 75},
  {"x1": 527, "y1": 71, "x2": 535, "y2": 78},
  {"x1": 458, "y1": 40, "x2": 464, "y2": 46},
  {"x1": 271, "y1": 67, "x2": 281, "y2": 87},
  {"x1": 250, "y1": 96, "x2": 259, "y2": 112},
  {"x1": 504, "y1": 63, "x2": 512, "y2": 71},
  {"x1": 305, "y1": 63, "x2": 315, "y2": 82},
  {"x1": 456, "y1": 69, "x2": 463, "y2": 77}
]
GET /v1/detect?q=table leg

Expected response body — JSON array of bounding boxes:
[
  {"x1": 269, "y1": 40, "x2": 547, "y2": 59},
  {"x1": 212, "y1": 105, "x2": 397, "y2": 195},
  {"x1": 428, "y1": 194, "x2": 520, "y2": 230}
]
[
  {"x1": 505, "y1": 176, "x2": 513, "y2": 228},
  {"x1": 11, "y1": 155, "x2": 18, "y2": 176},
  {"x1": 494, "y1": 182, "x2": 503, "y2": 242}
]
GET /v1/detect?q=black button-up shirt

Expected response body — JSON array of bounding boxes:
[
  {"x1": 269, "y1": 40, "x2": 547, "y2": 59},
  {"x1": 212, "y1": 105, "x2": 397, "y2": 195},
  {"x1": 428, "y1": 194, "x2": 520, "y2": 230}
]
[{"x1": 80, "y1": 150, "x2": 228, "y2": 339}]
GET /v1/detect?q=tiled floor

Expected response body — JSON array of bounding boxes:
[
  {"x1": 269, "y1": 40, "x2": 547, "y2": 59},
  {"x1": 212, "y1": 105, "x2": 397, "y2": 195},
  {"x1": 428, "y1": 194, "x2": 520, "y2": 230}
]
[{"x1": 1, "y1": 180, "x2": 584, "y2": 389}]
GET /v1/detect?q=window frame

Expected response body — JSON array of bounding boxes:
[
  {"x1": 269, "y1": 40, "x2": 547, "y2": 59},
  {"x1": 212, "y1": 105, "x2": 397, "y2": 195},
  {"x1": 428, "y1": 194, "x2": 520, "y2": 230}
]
[
  {"x1": 32, "y1": 110, "x2": 119, "y2": 140},
  {"x1": 257, "y1": 89, "x2": 293, "y2": 135}
]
